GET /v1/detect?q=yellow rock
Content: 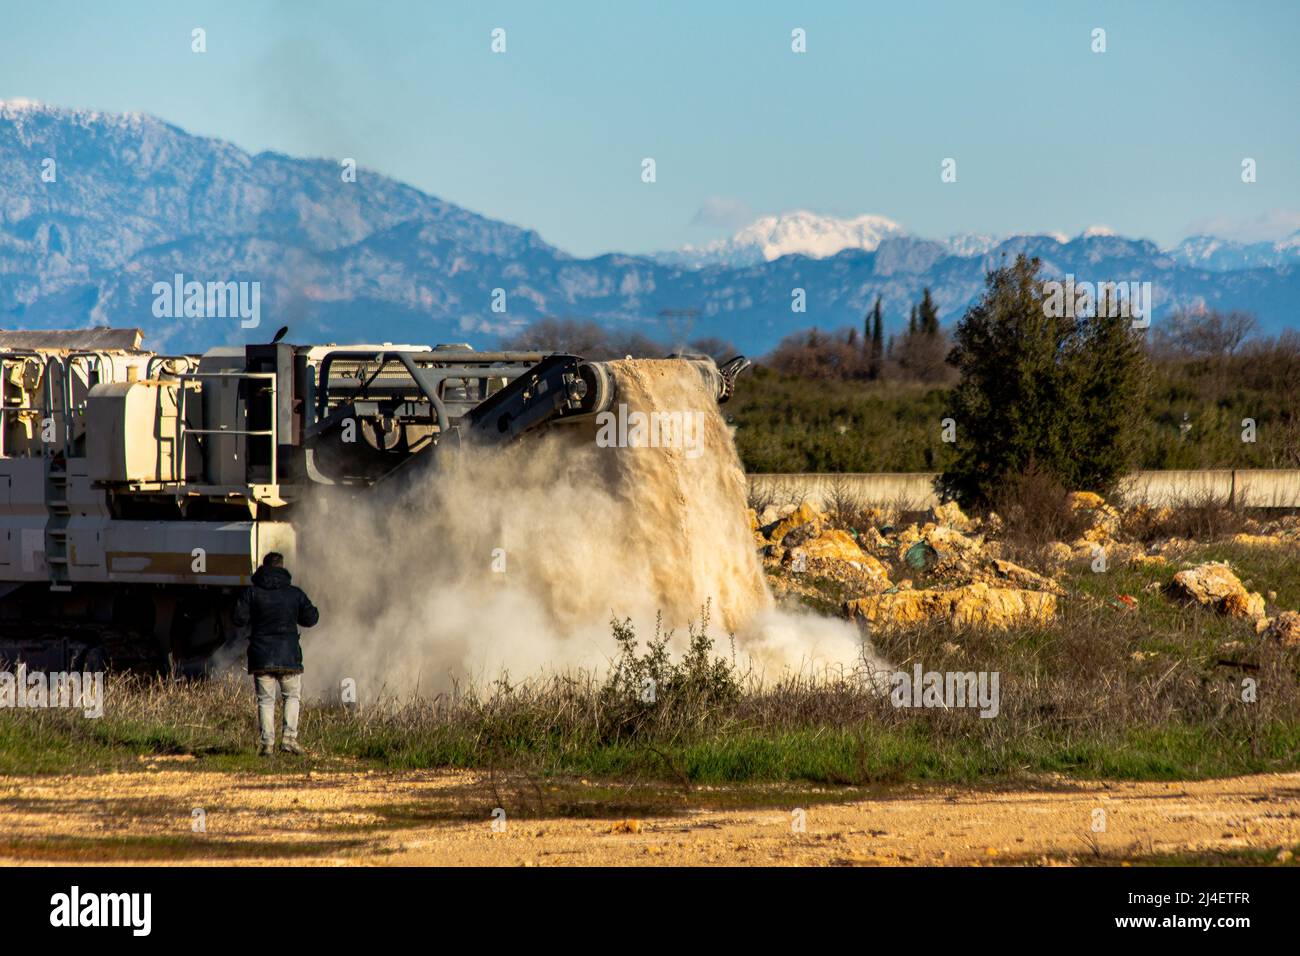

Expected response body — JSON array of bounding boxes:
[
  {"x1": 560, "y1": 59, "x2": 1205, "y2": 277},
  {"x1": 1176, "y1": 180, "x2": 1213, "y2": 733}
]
[
  {"x1": 846, "y1": 590, "x2": 936, "y2": 627},
  {"x1": 802, "y1": 529, "x2": 865, "y2": 563},
  {"x1": 991, "y1": 558, "x2": 1064, "y2": 594},
  {"x1": 844, "y1": 582, "x2": 1057, "y2": 631},
  {"x1": 863, "y1": 527, "x2": 892, "y2": 551},
  {"x1": 929, "y1": 501, "x2": 973, "y2": 532},
  {"x1": 1230, "y1": 533, "x2": 1288, "y2": 549},
  {"x1": 1169, "y1": 562, "x2": 1266, "y2": 623},
  {"x1": 856, "y1": 553, "x2": 893, "y2": 585},
  {"x1": 792, "y1": 530, "x2": 892, "y2": 589},
  {"x1": 1068, "y1": 491, "x2": 1106, "y2": 510},
  {"x1": 770, "y1": 500, "x2": 823, "y2": 545},
  {"x1": 1171, "y1": 563, "x2": 1242, "y2": 601},
  {"x1": 1082, "y1": 525, "x2": 1111, "y2": 544},
  {"x1": 950, "y1": 584, "x2": 1057, "y2": 629},
  {"x1": 895, "y1": 523, "x2": 983, "y2": 564},
  {"x1": 1221, "y1": 590, "x2": 1266, "y2": 621},
  {"x1": 927, "y1": 525, "x2": 982, "y2": 554},
  {"x1": 1069, "y1": 491, "x2": 1121, "y2": 543},
  {"x1": 895, "y1": 522, "x2": 922, "y2": 547},
  {"x1": 1043, "y1": 541, "x2": 1074, "y2": 564},
  {"x1": 1266, "y1": 611, "x2": 1300, "y2": 647}
]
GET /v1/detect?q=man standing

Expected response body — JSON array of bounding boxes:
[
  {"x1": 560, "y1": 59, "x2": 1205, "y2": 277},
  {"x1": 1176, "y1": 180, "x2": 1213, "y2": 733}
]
[{"x1": 233, "y1": 552, "x2": 320, "y2": 756}]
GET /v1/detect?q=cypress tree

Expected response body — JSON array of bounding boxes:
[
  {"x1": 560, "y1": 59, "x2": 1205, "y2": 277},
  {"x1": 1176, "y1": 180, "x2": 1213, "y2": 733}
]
[
  {"x1": 869, "y1": 296, "x2": 884, "y2": 379},
  {"x1": 919, "y1": 288, "x2": 940, "y2": 336}
]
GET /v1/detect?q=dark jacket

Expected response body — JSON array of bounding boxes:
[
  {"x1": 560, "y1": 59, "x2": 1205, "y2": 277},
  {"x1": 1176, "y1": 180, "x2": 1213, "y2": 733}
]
[{"x1": 232, "y1": 565, "x2": 320, "y2": 674}]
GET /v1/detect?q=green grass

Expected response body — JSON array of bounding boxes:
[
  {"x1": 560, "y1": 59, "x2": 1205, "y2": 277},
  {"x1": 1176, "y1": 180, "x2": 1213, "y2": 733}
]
[
  {"x1": 730, "y1": 367, "x2": 958, "y2": 473},
  {"x1": 1189, "y1": 542, "x2": 1300, "y2": 610},
  {"x1": 731, "y1": 345, "x2": 1300, "y2": 473},
  {"x1": 508, "y1": 723, "x2": 1299, "y2": 785},
  {"x1": 3, "y1": 534, "x2": 1298, "y2": 787},
  {"x1": 5, "y1": 702, "x2": 1299, "y2": 786},
  {"x1": 0, "y1": 833, "x2": 367, "y2": 862}
]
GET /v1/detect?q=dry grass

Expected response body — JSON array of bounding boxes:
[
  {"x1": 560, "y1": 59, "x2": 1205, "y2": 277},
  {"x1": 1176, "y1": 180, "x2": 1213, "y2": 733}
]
[
  {"x1": 5, "y1": 580, "x2": 1299, "y2": 784},
  {"x1": 992, "y1": 465, "x2": 1092, "y2": 553},
  {"x1": 1117, "y1": 489, "x2": 1253, "y2": 542},
  {"x1": 746, "y1": 477, "x2": 807, "y2": 516}
]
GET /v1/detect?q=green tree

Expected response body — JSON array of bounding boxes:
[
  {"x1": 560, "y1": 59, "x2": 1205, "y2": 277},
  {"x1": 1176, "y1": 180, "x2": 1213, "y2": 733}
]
[
  {"x1": 1066, "y1": 285, "x2": 1150, "y2": 490},
  {"x1": 938, "y1": 255, "x2": 1147, "y2": 509},
  {"x1": 918, "y1": 287, "x2": 940, "y2": 336},
  {"x1": 868, "y1": 296, "x2": 884, "y2": 379}
]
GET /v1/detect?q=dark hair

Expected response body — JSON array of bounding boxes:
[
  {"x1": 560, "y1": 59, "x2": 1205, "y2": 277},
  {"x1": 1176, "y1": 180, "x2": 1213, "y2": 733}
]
[{"x1": 262, "y1": 552, "x2": 285, "y2": 568}]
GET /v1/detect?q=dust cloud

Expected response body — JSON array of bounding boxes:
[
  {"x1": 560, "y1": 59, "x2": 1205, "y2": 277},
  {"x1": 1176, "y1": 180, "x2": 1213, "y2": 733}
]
[{"x1": 298, "y1": 359, "x2": 885, "y2": 701}]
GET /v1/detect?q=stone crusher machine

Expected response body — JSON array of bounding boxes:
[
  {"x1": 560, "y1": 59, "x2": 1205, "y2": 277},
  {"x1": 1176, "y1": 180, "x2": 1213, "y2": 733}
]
[{"x1": 0, "y1": 329, "x2": 748, "y2": 674}]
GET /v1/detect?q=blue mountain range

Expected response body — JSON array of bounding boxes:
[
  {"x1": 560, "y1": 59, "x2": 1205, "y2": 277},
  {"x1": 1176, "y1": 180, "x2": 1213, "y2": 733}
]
[{"x1": 3, "y1": 100, "x2": 1297, "y2": 356}]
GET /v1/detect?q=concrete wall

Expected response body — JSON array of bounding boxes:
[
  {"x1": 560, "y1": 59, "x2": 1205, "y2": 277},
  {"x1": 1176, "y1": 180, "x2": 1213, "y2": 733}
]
[
  {"x1": 1230, "y1": 470, "x2": 1300, "y2": 508},
  {"x1": 748, "y1": 473, "x2": 942, "y2": 511},
  {"x1": 747, "y1": 470, "x2": 1300, "y2": 510},
  {"x1": 1115, "y1": 470, "x2": 1234, "y2": 508}
]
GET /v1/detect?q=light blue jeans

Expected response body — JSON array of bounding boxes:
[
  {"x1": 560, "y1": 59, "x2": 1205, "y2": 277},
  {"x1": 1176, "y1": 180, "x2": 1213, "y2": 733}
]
[{"x1": 254, "y1": 673, "x2": 301, "y2": 746}]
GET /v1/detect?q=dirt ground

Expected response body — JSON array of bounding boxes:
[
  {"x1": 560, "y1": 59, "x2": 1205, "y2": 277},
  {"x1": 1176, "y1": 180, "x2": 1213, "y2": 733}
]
[{"x1": 2, "y1": 765, "x2": 1298, "y2": 866}]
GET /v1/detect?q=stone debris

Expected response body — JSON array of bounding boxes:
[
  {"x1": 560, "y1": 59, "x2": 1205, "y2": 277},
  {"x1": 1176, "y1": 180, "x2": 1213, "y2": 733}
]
[
  {"x1": 766, "y1": 501, "x2": 822, "y2": 546},
  {"x1": 1167, "y1": 562, "x2": 1266, "y2": 623},
  {"x1": 1229, "y1": 533, "x2": 1287, "y2": 548},
  {"x1": 895, "y1": 523, "x2": 984, "y2": 573},
  {"x1": 1266, "y1": 611, "x2": 1300, "y2": 648},
  {"x1": 861, "y1": 526, "x2": 893, "y2": 551},
  {"x1": 844, "y1": 582, "x2": 1057, "y2": 631},
  {"x1": 1042, "y1": 541, "x2": 1074, "y2": 566},
  {"x1": 928, "y1": 501, "x2": 974, "y2": 532},
  {"x1": 1068, "y1": 490, "x2": 1122, "y2": 544},
  {"x1": 991, "y1": 558, "x2": 1064, "y2": 595},
  {"x1": 786, "y1": 530, "x2": 893, "y2": 591},
  {"x1": 800, "y1": 528, "x2": 864, "y2": 563},
  {"x1": 1067, "y1": 491, "x2": 1106, "y2": 510},
  {"x1": 755, "y1": 501, "x2": 894, "y2": 592},
  {"x1": 751, "y1": 486, "x2": 1297, "y2": 639}
]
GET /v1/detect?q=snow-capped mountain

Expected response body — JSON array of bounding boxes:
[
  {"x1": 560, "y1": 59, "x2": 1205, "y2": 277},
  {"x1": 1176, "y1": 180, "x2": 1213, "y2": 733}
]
[
  {"x1": 941, "y1": 233, "x2": 1003, "y2": 258},
  {"x1": 1166, "y1": 232, "x2": 1300, "y2": 271},
  {"x1": 654, "y1": 211, "x2": 904, "y2": 268},
  {"x1": 2, "y1": 100, "x2": 1298, "y2": 356}
]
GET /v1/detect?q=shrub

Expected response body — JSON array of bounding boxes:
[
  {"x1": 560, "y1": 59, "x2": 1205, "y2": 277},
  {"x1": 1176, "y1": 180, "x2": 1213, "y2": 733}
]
[
  {"x1": 597, "y1": 605, "x2": 741, "y2": 743},
  {"x1": 993, "y1": 463, "x2": 1091, "y2": 551},
  {"x1": 939, "y1": 255, "x2": 1148, "y2": 509}
]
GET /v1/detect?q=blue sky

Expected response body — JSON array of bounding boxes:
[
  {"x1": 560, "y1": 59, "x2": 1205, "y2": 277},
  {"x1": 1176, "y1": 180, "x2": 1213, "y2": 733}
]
[{"x1": 3, "y1": 0, "x2": 1298, "y2": 256}]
